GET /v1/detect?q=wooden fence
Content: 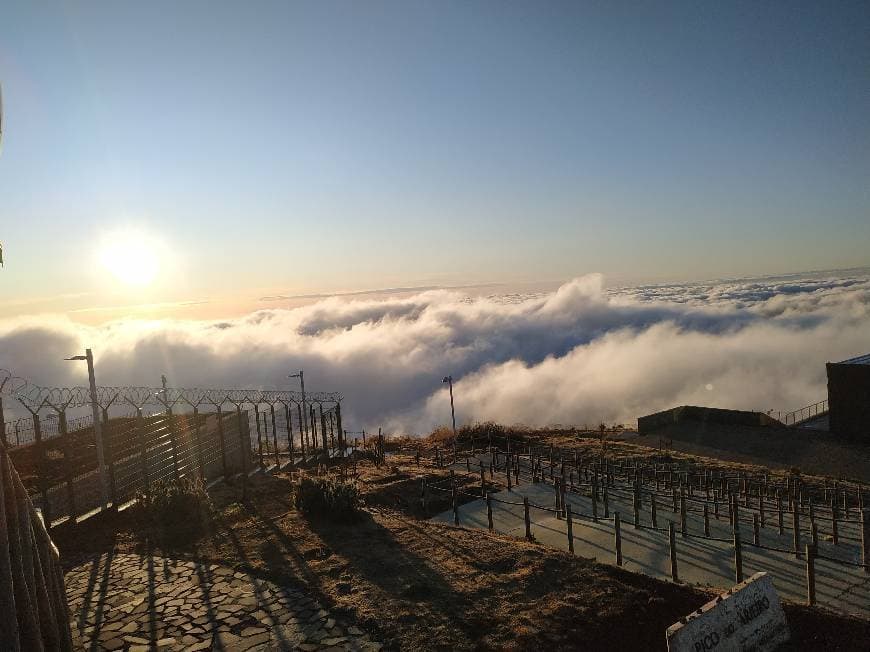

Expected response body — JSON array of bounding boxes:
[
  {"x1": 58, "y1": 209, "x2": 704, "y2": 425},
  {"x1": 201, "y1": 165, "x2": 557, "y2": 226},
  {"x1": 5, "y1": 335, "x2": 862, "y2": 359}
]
[{"x1": 416, "y1": 434, "x2": 870, "y2": 608}]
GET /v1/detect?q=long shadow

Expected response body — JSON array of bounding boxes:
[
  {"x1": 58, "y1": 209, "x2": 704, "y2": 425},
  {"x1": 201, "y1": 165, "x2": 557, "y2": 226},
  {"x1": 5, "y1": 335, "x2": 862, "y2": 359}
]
[
  {"x1": 191, "y1": 560, "x2": 226, "y2": 651},
  {"x1": 221, "y1": 518, "x2": 316, "y2": 650},
  {"x1": 86, "y1": 549, "x2": 114, "y2": 652},
  {"x1": 76, "y1": 555, "x2": 101, "y2": 633},
  {"x1": 305, "y1": 509, "x2": 485, "y2": 643},
  {"x1": 146, "y1": 543, "x2": 158, "y2": 647}
]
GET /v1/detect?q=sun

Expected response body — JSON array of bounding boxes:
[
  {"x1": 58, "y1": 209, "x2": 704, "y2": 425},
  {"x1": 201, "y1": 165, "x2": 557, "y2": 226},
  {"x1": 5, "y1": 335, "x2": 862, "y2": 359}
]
[{"x1": 99, "y1": 230, "x2": 161, "y2": 287}]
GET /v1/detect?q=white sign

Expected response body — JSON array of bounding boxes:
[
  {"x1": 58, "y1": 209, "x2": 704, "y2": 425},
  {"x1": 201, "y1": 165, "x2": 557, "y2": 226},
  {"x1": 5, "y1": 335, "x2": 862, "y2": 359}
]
[{"x1": 666, "y1": 572, "x2": 790, "y2": 652}]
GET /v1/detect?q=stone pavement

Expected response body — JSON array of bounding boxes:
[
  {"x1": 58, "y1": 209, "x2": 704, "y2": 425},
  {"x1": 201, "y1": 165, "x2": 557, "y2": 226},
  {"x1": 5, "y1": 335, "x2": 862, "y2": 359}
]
[
  {"x1": 65, "y1": 553, "x2": 382, "y2": 651},
  {"x1": 431, "y1": 457, "x2": 870, "y2": 619}
]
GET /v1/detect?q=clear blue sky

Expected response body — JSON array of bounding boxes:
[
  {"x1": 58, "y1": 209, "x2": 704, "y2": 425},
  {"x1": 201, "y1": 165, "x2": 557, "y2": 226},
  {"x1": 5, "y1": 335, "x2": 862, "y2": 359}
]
[{"x1": 1, "y1": 1, "x2": 868, "y2": 318}]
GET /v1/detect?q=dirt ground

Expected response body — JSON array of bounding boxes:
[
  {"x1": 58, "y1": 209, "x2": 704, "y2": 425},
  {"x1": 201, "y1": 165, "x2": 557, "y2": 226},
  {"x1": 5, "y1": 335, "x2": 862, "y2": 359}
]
[{"x1": 53, "y1": 451, "x2": 870, "y2": 651}]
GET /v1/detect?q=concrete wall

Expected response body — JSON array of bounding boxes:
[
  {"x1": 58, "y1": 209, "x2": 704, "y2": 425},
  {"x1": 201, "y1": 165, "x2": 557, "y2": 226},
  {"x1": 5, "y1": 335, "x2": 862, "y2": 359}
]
[
  {"x1": 827, "y1": 362, "x2": 870, "y2": 442},
  {"x1": 638, "y1": 405, "x2": 781, "y2": 435}
]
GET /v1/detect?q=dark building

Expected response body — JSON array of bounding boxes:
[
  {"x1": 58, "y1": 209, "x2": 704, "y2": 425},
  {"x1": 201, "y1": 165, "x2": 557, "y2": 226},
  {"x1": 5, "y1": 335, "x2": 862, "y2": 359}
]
[{"x1": 826, "y1": 354, "x2": 870, "y2": 442}]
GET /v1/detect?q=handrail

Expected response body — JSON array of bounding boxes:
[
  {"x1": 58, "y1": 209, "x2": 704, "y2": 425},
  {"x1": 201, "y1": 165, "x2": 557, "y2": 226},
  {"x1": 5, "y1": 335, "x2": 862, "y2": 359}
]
[{"x1": 782, "y1": 399, "x2": 828, "y2": 426}]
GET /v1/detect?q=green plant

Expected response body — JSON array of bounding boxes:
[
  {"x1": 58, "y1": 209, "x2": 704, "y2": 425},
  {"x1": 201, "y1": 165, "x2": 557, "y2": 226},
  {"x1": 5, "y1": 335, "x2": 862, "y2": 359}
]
[
  {"x1": 294, "y1": 477, "x2": 359, "y2": 522},
  {"x1": 133, "y1": 476, "x2": 214, "y2": 538}
]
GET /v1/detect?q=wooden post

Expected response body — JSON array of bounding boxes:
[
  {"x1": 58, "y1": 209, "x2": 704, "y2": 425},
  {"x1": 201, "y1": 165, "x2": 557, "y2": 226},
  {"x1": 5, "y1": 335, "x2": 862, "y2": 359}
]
[
  {"x1": 524, "y1": 496, "x2": 532, "y2": 541},
  {"x1": 486, "y1": 493, "x2": 494, "y2": 531},
  {"x1": 753, "y1": 513, "x2": 760, "y2": 546},
  {"x1": 507, "y1": 456, "x2": 512, "y2": 491},
  {"x1": 633, "y1": 487, "x2": 640, "y2": 529},
  {"x1": 734, "y1": 528, "x2": 743, "y2": 583},
  {"x1": 669, "y1": 522, "x2": 678, "y2": 582},
  {"x1": 776, "y1": 491, "x2": 785, "y2": 534},
  {"x1": 592, "y1": 481, "x2": 599, "y2": 522},
  {"x1": 793, "y1": 502, "x2": 801, "y2": 558},
  {"x1": 566, "y1": 504, "x2": 575, "y2": 554},
  {"x1": 614, "y1": 512, "x2": 623, "y2": 566},
  {"x1": 480, "y1": 462, "x2": 486, "y2": 499},
  {"x1": 554, "y1": 479, "x2": 562, "y2": 520},
  {"x1": 811, "y1": 521, "x2": 818, "y2": 549},
  {"x1": 680, "y1": 494, "x2": 687, "y2": 538},
  {"x1": 703, "y1": 503, "x2": 710, "y2": 537},
  {"x1": 806, "y1": 544, "x2": 816, "y2": 606},
  {"x1": 451, "y1": 471, "x2": 459, "y2": 526},
  {"x1": 861, "y1": 508, "x2": 870, "y2": 574},
  {"x1": 832, "y1": 506, "x2": 839, "y2": 545},
  {"x1": 421, "y1": 479, "x2": 427, "y2": 513}
]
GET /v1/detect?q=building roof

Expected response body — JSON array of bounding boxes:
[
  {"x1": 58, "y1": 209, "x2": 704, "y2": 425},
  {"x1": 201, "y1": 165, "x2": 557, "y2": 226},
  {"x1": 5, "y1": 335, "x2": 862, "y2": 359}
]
[{"x1": 837, "y1": 353, "x2": 870, "y2": 365}]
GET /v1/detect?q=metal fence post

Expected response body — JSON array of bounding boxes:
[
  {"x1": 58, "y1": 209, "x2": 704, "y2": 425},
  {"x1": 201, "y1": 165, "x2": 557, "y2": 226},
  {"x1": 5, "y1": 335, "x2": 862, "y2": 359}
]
[
  {"x1": 192, "y1": 406, "x2": 205, "y2": 482},
  {"x1": 57, "y1": 409, "x2": 77, "y2": 522},
  {"x1": 32, "y1": 410, "x2": 51, "y2": 527},
  {"x1": 270, "y1": 404, "x2": 280, "y2": 468},
  {"x1": 135, "y1": 407, "x2": 150, "y2": 498},
  {"x1": 254, "y1": 403, "x2": 264, "y2": 468},
  {"x1": 669, "y1": 522, "x2": 678, "y2": 582},
  {"x1": 236, "y1": 406, "x2": 248, "y2": 500},
  {"x1": 284, "y1": 404, "x2": 294, "y2": 467},
  {"x1": 734, "y1": 528, "x2": 743, "y2": 583},
  {"x1": 100, "y1": 407, "x2": 120, "y2": 504},
  {"x1": 216, "y1": 404, "x2": 228, "y2": 479}
]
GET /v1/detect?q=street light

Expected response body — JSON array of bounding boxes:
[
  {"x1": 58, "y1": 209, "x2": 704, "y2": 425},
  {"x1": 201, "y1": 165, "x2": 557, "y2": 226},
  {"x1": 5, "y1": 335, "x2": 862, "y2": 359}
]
[
  {"x1": 442, "y1": 375, "x2": 457, "y2": 460},
  {"x1": 288, "y1": 370, "x2": 307, "y2": 444},
  {"x1": 65, "y1": 348, "x2": 109, "y2": 509}
]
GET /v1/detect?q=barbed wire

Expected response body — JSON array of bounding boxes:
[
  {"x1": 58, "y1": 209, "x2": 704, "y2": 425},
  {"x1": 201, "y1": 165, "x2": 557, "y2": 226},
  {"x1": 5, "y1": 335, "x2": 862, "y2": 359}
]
[{"x1": 0, "y1": 368, "x2": 342, "y2": 411}]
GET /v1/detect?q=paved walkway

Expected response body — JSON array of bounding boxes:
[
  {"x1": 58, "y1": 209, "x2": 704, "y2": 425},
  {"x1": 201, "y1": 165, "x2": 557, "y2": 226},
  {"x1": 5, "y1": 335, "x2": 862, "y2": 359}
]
[
  {"x1": 65, "y1": 553, "x2": 382, "y2": 651},
  {"x1": 431, "y1": 457, "x2": 870, "y2": 619}
]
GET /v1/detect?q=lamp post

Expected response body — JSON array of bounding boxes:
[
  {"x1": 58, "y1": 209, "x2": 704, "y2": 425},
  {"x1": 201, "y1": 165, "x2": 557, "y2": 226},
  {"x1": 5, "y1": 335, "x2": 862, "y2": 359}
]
[
  {"x1": 289, "y1": 370, "x2": 307, "y2": 444},
  {"x1": 443, "y1": 375, "x2": 457, "y2": 460},
  {"x1": 65, "y1": 348, "x2": 109, "y2": 508}
]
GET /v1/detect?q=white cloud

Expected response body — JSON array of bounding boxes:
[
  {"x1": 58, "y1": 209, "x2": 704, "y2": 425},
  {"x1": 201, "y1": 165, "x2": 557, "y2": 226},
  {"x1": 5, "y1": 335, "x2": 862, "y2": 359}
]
[{"x1": 1, "y1": 270, "x2": 868, "y2": 432}]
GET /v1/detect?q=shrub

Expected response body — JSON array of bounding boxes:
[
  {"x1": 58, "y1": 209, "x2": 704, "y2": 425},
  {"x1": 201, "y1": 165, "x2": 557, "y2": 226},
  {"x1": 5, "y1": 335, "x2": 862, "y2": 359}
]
[
  {"x1": 133, "y1": 476, "x2": 214, "y2": 539},
  {"x1": 294, "y1": 477, "x2": 359, "y2": 522}
]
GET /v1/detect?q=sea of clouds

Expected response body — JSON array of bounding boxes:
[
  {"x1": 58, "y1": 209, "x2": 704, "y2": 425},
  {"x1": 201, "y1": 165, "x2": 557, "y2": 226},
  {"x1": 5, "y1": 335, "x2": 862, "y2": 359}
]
[{"x1": 1, "y1": 270, "x2": 868, "y2": 433}]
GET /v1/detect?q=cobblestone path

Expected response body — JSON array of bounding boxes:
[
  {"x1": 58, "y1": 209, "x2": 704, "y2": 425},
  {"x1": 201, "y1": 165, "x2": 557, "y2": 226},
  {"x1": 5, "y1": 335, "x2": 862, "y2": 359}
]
[{"x1": 65, "y1": 553, "x2": 382, "y2": 651}]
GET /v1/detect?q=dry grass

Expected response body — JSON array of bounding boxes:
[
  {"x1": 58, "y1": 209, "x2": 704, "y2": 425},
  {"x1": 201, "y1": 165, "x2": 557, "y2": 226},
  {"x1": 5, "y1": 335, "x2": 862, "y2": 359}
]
[{"x1": 53, "y1": 454, "x2": 870, "y2": 651}]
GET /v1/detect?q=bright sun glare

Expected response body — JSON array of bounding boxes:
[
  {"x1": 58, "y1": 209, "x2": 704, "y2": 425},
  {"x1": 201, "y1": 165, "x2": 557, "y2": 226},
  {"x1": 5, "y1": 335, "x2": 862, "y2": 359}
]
[{"x1": 99, "y1": 231, "x2": 161, "y2": 287}]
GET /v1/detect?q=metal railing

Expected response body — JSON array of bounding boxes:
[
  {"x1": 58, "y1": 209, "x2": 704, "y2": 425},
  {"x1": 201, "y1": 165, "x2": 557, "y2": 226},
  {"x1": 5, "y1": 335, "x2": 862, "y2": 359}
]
[
  {"x1": 0, "y1": 443, "x2": 74, "y2": 651},
  {"x1": 781, "y1": 399, "x2": 829, "y2": 426}
]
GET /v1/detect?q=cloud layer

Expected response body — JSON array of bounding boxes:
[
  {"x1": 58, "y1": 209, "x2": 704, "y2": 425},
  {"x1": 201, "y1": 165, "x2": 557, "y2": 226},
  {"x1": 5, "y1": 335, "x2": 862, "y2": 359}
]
[{"x1": 1, "y1": 270, "x2": 868, "y2": 432}]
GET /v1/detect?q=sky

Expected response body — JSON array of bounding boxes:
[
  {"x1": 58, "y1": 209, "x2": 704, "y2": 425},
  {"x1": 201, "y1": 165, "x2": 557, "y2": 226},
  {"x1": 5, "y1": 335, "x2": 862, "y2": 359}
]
[{"x1": 1, "y1": 1, "x2": 868, "y2": 322}]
